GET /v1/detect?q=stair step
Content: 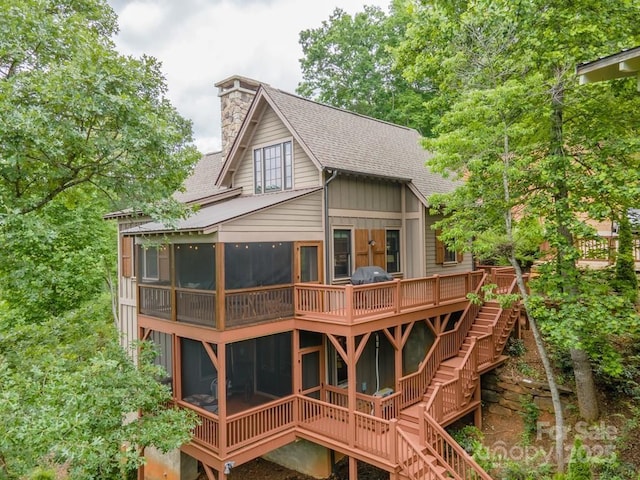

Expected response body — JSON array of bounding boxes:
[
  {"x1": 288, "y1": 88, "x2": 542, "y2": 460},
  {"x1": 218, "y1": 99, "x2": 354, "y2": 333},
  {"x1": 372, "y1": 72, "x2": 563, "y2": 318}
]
[{"x1": 441, "y1": 356, "x2": 465, "y2": 369}]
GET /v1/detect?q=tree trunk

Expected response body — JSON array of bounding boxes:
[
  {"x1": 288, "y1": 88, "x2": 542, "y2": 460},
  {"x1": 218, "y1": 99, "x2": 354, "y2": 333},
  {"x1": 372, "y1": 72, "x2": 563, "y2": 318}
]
[
  {"x1": 550, "y1": 75, "x2": 599, "y2": 422},
  {"x1": 510, "y1": 257, "x2": 566, "y2": 470},
  {"x1": 501, "y1": 129, "x2": 565, "y2": 469},
  {"x1": 570, "y1": 348, "x2": 599, "y2": 421}
]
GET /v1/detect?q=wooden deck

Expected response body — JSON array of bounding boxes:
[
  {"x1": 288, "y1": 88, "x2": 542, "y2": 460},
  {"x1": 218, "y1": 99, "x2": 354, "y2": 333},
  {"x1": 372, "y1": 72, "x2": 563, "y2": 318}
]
[{"x1": 178, "y1": 270, "x2": 522, "y2": 480}]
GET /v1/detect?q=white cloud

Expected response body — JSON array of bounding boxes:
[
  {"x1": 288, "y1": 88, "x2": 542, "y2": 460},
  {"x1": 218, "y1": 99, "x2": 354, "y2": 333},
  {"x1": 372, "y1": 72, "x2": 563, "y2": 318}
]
[{"x1": 109, "y1": 0, "x2": 390, "y2": 154}]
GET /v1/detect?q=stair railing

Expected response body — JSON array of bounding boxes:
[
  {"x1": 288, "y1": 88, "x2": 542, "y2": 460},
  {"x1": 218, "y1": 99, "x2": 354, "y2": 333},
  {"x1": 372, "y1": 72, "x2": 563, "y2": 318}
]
[
  {"x1": 396, "y1": 426, "x2": 449, "y2": 480},
  {"x1": 398, "y1": 272, "x2": 487, "y2": 409},
  {"x1": 419, "y1": 405, "x2": 494, "y2": 480}
]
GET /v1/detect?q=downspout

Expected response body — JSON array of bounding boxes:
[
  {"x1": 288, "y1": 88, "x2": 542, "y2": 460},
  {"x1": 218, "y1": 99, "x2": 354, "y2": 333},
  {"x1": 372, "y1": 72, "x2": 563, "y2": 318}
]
[{"x1": 324, "y1": 169, "x2": 338, "y2": 283}]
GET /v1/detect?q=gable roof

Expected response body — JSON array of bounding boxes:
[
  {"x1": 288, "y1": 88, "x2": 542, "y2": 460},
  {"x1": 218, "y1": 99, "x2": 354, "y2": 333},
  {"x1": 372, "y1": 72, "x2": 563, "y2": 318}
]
[
  {"x1": 123, "y1": 187, "x2": 322, "y2": 235},
  {"x1": 174, "y1": 151, "x2": 225, "y2": 205},
  {"x1": 219, "y1": 84, "x2": 460, "y2": 204}
]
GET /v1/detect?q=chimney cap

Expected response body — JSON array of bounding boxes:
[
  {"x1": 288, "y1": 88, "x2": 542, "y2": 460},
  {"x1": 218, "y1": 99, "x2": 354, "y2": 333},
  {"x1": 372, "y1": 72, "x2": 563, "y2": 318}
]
[{"x1": 215, "y1": 75, "x2": 265, "y2": 96}]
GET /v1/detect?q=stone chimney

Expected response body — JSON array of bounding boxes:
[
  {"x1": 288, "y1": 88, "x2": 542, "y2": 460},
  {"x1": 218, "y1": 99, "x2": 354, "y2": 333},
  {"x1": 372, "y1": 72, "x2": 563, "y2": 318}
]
[{"x1": 215, "y1": 75, "x2": 263, "y2": 160}]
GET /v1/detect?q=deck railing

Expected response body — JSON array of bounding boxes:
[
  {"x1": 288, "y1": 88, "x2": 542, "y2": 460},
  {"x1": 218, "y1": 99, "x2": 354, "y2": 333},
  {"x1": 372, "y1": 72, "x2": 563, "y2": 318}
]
[
  {"x1": 420, "y1": 405, "x2": 493, "y2": 480},
  {"x1": 139, "y1": 284, "x2": 293, "y2": 328},
  {"x1": 295, "y1": 271, "x2": 483, "y2": 325},
  {"x1": 226, "y1": 396, "x2": 295, "y2": 450},
  {"x1": 397, "y1": 272, "x2": 486, "y2": 410}
]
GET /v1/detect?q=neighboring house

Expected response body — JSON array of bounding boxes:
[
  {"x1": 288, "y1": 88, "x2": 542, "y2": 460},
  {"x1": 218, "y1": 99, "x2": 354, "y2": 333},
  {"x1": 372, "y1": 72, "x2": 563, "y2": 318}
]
[
  {"x1": 108, "y1": 75, "x2": 521, "y2": 480},
  {"x1": 575, "y1": 48, "x2": 640, "y2": 269}
]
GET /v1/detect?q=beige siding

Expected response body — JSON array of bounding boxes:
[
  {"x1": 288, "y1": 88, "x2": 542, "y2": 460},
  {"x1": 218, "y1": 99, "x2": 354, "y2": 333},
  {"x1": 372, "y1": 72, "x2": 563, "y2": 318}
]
[
  {"x1": 222, "y1": 191, "x2": 323, "y2": 237},
  {"x1": 405, "y1": 218, "x2": 425, "y2": 278},
  {"x1": 328, "y1": 176, "x2": 401, "y2": 212},
  {"x1": 117, "y1": 220, "x2": 146, "y2": 358},
  {"x1": 233, "y1": 108, "x2": 319, "y2": 194},
  {"x1": 424, "y1": 214, "x2": 473, "y2": 275},
  {"x1": 405, "y1": 187, "x2": 422, "y2": 213}
]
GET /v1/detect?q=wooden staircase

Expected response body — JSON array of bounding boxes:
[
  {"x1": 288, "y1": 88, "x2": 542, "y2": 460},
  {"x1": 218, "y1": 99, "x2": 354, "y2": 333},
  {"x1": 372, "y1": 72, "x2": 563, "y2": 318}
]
[{"x1": 394, "y1": 279, "x2": 522, "y2": 480}]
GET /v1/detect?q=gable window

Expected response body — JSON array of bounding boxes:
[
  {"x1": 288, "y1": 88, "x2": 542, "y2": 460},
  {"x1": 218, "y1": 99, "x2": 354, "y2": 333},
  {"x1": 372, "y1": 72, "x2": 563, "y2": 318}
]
[
  {"x1": 333, "y1": 229, "x2": 352, "y2": 279},
  {"x1": 254, "y1": 140, "x2": 293, "y2": 194},
  {"x1": 386, "y1": 229, "x2": 401, "y2": 273}
]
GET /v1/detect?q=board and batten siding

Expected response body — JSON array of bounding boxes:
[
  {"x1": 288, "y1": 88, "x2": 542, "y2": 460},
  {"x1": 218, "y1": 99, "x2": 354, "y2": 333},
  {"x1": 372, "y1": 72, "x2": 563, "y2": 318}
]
[
  {"x1": 220, "y1": 190, "x2": 323, "y2": 242},
  {"x1": 233, "y1": 108, "x2": 320, "y2": 194},
  {"x1": 328, "y1": 176, "x2": 402, "y2": 212},
  {"x1": 117, "y1": 220, "x2": 146, "y2": 359},
  {"x1": 425, "y1": 214, "x2": 473, "y2": 275}
]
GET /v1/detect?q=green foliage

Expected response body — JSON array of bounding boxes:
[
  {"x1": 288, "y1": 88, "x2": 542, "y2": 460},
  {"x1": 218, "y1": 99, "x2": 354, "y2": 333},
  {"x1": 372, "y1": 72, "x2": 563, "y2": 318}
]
[
  {"x1": 519, "y1": 395, "x2": 540, "y2": 444},
  {"x1": 0, "y1": 295, "x2": 197, "y2": 479},
  {"x1": 0, "y1": 0, "x2": 200, "y2": 217},
  {"x1": 505, "y1": 337, "x2": 526, "y2": 357},
  {"x1": 613, "y1": 215, "x2": 638, "y2": 303},
  {"x1": 0, "y1": 189, "x2": 116, "y2": 324},
  {"x1": 297, "y1": 1, "x2": 435, "y2": 135},
  {"x1": 566, "y1": 438, "x2": 592, "y2": 480},
  {"x1": 529, "y1": 267, "x2": 640, "y2": 381}
]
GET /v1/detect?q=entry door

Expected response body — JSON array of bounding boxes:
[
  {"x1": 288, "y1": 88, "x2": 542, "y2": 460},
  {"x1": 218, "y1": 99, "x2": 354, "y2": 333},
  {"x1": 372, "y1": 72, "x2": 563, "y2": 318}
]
[
  {"x1": 295, "y1": 242, "x2": 323, "y2": 284},
  {"x1": 299, "y1": 347, "x2": 322, "y2": 399}
]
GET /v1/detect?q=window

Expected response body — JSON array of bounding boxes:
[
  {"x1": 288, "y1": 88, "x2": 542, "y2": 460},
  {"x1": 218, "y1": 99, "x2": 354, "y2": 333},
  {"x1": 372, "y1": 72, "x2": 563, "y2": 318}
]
[
  {"x1": 333, "y1": 229, "x2": 352, "y2": 278},
  {"x1": 254, "y1": 140, "x2": 293, "y2": 194},
  {"x1": 444, "y1": 244, "x2": 458, "y2": 263},
  {"x1": 142, "y1": 246, "x2": 159, "y2": 280},
  {"x1": 386, "y1": 229, "x2": 400, "y2": 273},
  {"x1": 435, "y1": 229, "x2": 463, "y2": 265}
]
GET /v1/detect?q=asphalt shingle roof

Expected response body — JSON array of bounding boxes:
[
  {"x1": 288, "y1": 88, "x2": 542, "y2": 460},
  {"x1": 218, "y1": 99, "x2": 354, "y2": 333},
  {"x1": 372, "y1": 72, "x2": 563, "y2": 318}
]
[
  {"x1": 174, "y1": 151, "x2": 225, "y2": 204},
  {"x1": 261, "y1": 85, "x2": 460, "y2": 201},
  {"x1": 123, "y1": 187, "x2": 322, "y2": 235}
]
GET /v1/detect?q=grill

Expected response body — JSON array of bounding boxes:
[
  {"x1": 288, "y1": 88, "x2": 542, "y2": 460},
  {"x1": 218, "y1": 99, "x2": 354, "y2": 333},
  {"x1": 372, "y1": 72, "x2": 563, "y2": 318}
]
[{"x1": 350, "y1": 266, "x2": 393, "y2": 285}]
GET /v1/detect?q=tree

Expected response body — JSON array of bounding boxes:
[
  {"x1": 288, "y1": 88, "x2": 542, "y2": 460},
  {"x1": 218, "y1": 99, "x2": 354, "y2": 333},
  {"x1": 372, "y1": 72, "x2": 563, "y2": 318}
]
[
  {"x1": 396, "y1": 0, "x2": 640, "y2": 468},
  {"x1": 0, "y1": 294, "x2": 197, "y2": 479},
  {"x1": 0, "y1": 0, "x2": 200, "y2": 218},
  {"x1": 0, "y1": 188, "x2": 116, "y2": 324},
  {"x1": 614, "y1": 213, "x2": 638, "y2": 302},
  {"x1": 297, "y1": 1, "x2": 435, "y2": 135}
]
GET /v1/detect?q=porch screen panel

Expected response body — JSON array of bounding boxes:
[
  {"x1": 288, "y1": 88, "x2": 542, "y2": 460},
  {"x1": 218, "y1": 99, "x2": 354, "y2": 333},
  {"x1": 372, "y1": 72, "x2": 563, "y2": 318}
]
[
  {"x1": 175, "y1": 243, "x2": 215, "y2": 290},
  {"x1": 180, "y1": 339, "x2": 218, "y2": 403},
  {"x1": 225, "y1": 242, "x2": 292, "y2": 290},
  {"x1": 256, "y1": 332, "x2": 292, "y2": 397}
]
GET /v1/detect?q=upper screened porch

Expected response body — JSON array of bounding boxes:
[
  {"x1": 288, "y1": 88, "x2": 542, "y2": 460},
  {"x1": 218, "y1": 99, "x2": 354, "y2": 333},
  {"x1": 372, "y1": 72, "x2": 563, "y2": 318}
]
[{"x1": 132, "y1": 239, "x2": 505, "y2": 330}]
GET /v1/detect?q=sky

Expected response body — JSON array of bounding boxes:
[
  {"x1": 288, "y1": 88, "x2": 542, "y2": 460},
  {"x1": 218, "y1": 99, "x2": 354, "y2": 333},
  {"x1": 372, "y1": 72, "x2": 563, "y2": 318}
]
[{"x1": 108, "y1": 0, "x2": 391, "y2": 154}]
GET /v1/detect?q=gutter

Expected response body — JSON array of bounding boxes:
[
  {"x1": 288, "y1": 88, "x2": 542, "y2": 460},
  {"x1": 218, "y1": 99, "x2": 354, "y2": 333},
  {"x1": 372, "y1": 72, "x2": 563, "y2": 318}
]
[{"x1": 324, "y1": 169, "x2": 339, "y2": 284}]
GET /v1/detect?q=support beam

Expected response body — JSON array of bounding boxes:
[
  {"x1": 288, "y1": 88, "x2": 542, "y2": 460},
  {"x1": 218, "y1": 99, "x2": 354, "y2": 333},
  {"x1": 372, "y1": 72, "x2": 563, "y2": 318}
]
[{"x1": 349, "y1": 457, "x2": 358, "y2": 480}]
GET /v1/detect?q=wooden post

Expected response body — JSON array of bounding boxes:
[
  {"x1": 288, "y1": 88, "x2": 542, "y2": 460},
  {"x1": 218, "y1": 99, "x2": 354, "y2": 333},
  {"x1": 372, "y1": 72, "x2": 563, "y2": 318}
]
[
  {"x1": 293, "y1": 329, "x2": 300, "y2": 423},
  {"x1": 218, "y1": 342, "x2": 227, "y2": 457},
  {"x1": 347, "y1": 334, "x2": 356, "y2": 446},
  {"x1": 345, "y1": 284, "x2": 353, "y2": 324},
  {"x1": 389, "y1": 419, "x2": 398, "y2": 464},
  {"x1": 215, "y1": 243, "x2": 225, "y2": 330},
  {"x1": 395, "y1": 278, "x2": 401, "y2": 313},
  {"x1": 474, "y1": 384, "x2": 482, "y2": 430},
  {"x1": 394, "y1": 327, "x2": 402, "y2": 393},
  {"x1": 349, "y1": 457, "x2": 358, "y2": 480},
  {"x1": 418, "y1": 402, "x2": 426, "y2": 442},
  {"x1": 434, "y1": 275, "x2": 440, "y2": 305}
]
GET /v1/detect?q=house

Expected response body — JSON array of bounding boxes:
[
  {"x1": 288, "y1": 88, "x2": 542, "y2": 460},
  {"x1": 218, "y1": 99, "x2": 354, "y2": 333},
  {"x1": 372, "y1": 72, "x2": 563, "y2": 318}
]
[
  {"x1": 575, "y1": 48, "x2": 640, "y2": 269},
  {"x1": 108, "y1": 75, "x2": 522, "y2": 480}
]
